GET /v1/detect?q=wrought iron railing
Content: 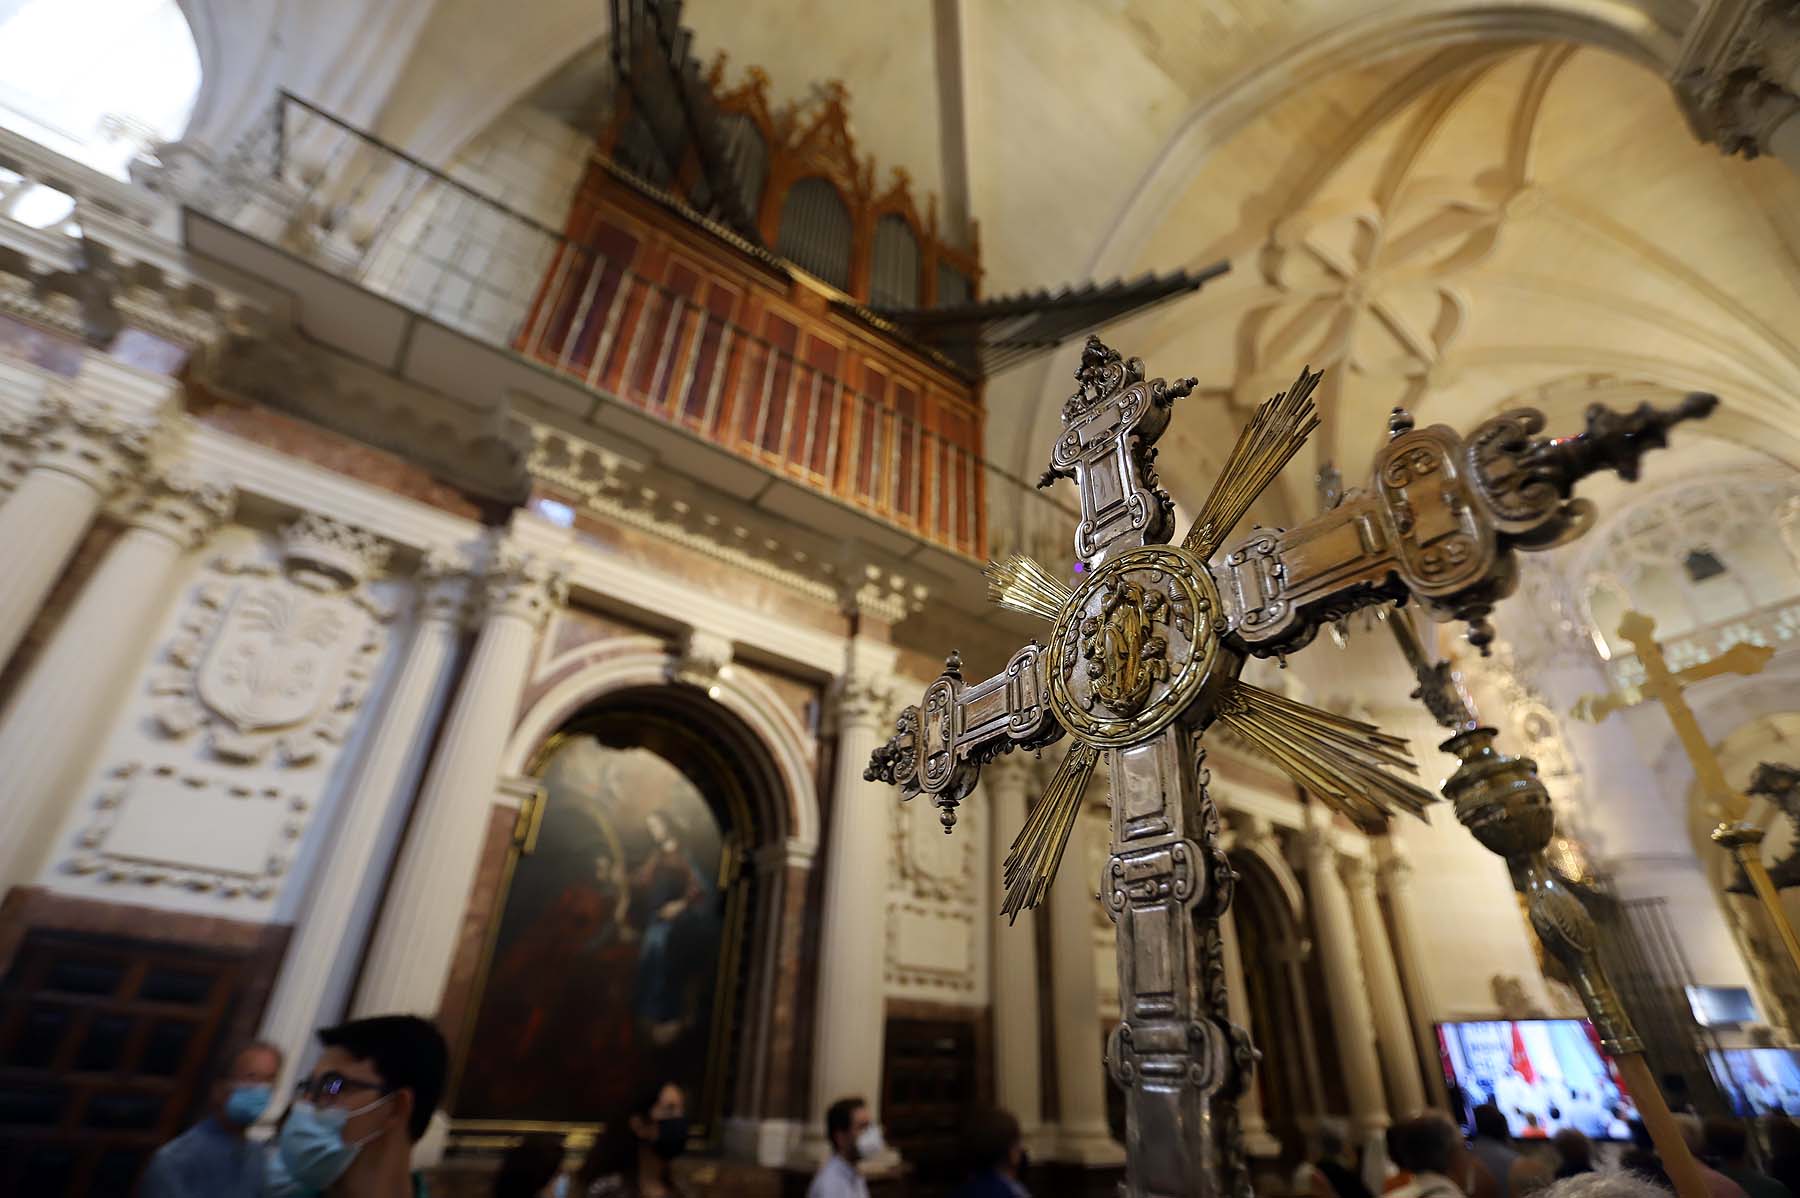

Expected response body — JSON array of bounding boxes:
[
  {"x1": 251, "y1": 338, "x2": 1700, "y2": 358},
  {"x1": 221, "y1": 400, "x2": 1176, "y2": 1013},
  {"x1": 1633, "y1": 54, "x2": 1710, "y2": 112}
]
[{"x1": 204, "y1": 92, "x2": 1069, "y2": 561}]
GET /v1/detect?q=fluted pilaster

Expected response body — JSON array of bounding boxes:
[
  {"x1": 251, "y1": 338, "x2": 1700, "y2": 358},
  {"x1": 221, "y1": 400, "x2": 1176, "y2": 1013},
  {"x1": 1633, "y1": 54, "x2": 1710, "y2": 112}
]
[
  {"x1": 0, "y1": 467, "x2": 231, "y2": 888},
  {"x1": 1344, "y1": 853, "x2": 1427, "y2": 1117},
  {"x1": 807, "y1": 665, "x2": 898, "y2": 1151},
  {"x1": 352, "y1": 542, "x2": 567, "y2": 1021},
  {"x1": 261, "y1": 549, "x2": 472, "y2": 1100}
]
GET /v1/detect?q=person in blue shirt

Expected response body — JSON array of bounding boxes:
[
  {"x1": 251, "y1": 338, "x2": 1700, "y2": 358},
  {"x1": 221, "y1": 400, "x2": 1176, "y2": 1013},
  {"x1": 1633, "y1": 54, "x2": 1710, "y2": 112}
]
[
  {"x1": 952, "y1": 1107, "x2": 1031, "y2": 1198},
  {"x1": 138, "y1": 1039, "x2": 284, "y2": 1198}
]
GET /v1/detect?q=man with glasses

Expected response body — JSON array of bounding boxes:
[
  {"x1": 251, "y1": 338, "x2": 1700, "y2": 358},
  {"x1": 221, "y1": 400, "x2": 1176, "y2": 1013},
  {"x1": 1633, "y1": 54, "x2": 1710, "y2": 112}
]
[
  {"x1": 139, "y1": 1039, "x2": 283, "y2": 1198},
  {"x1": 276, "y1": 1015, "x2": 448, "y2": 1198}
]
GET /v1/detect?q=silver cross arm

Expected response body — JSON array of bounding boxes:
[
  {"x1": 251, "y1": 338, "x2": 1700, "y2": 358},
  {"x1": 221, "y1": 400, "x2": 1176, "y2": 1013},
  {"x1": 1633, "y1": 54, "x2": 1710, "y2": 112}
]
[{"x1": 863, "y1": 643, "x2": 1063, "y2": 830}]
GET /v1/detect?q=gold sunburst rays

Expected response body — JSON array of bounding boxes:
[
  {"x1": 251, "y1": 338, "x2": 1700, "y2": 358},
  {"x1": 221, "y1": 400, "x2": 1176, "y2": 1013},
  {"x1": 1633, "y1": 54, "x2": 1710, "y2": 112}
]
[
  {"x1": 1000, "y1": 739, "x2": 1100, "y2": 923},
  {"x1": 1182, "y1": 367, "x2": 1324, "y2": 559},
  {"x1": 985, "y1": 553, "x2": 1073, "y2": 623},
  {"x1": 1214, "y1": 680, "x2": 1437, "y2": 828}
]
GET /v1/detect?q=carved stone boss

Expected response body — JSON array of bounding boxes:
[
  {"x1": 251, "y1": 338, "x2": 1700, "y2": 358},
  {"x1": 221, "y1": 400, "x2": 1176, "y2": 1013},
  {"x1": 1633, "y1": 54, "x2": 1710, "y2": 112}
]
[{"x1": 866, "y1": 336, "x2": 1714, "y2": 1198}]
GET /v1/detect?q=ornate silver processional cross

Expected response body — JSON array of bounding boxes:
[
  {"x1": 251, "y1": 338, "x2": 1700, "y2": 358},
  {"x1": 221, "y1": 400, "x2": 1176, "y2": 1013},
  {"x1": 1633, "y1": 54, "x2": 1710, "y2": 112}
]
[{"x1": 866, "y1": 337, "x2": 1713, "y2": 1198}]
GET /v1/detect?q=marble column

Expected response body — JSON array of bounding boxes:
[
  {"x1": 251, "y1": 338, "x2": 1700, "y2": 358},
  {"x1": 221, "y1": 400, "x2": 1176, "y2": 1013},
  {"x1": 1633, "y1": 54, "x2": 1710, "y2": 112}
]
[
  {"x1": 351, "y1": 543, "x2": 565, "y2": 1019},
  {"x1": 984, "y1": 756, "x2": 1045, "y2": 1153},
  {"x1": 0, "y1": 468, "x2": 232, "y2": 889},
  {"x1": 1218, "y1": 898, "x2": 1281, "y2": 1159},
  {"x1": 807, "y1": 664, "x2": 898, "y2": 1153},
  {"x1": 1344, "y1": 853, "x2": 1427, "y2": 1117},
  {"x1": 0, "y1": 394, "x2": 150, "y2": 668},
  {"x1": 1301, "y1": 818, "x2": 1389, "y2": 1144},
  {"x1": 261, "y1": 552, "x2": 472, "y2": 1094},
  {"x1": 1375, "y1": 837, "x2": 1448, "y2": 1107},
  {"x1": 1047, "y1": 789, "x2": 1123, "y2": 1165}
]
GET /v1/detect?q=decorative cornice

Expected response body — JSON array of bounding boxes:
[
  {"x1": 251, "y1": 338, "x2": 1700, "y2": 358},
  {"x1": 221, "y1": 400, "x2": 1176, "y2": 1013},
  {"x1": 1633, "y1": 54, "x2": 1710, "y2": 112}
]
[{"x1": 841, "y1": 563, "x2": 929, "y2": 624}]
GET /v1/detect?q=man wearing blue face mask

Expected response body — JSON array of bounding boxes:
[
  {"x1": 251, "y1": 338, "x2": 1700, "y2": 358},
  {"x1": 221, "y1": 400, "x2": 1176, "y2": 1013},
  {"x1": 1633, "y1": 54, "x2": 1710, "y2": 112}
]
[
  {"x1": 279, "y1": 1014, "x2": 449, "y2": 1198},
  {"x1": 139, "y1": 1039, "x2": 284, "y2": 1198}
]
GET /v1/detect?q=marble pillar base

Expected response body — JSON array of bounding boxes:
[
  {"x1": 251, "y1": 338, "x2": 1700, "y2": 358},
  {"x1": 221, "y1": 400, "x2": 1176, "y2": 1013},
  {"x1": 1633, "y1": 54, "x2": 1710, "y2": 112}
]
[{"x1": 1051, "y1": 1125, "x2": 1126, "y2": 1166}]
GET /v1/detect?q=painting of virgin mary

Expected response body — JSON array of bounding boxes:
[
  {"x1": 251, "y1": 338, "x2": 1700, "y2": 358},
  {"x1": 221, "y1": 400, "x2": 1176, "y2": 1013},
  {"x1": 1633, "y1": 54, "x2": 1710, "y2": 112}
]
[{"x1": 455, "y1": 729, "x2": 731, "y2": 1125}]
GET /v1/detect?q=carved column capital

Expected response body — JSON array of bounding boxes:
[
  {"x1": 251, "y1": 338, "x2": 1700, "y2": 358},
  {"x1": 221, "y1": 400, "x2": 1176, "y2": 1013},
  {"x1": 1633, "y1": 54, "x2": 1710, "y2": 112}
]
[
  {"x1": 832, "y1": 670, "x2": 894, "y2": 731},
  {"x1": 1340, "y1": 851, "x2": 1379, "y2": 897},
  {"x1": 1674, "y1": 0, "x2": 1800, "y2": 157},
  {"x1": 480, "y1": 543, "x2": 569, "y2": 627},
  {"x1": 120, "y1": 467, "x2": 235, "y2": 549},
  {"x1": 416, "y1": 545, "x2": 480, "y2": 625},
  {"x1": 24, "y1": 389, "x2": 153, "y2": 496}
]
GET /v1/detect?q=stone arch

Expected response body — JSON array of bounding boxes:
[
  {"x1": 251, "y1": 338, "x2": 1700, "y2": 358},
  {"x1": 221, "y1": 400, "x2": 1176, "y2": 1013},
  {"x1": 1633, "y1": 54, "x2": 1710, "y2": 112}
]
[
  {"x1": 505, "y1": 641, "x2": 820, "y2": 859},
  {"x1": 1230, "y1": 835, "x2": 1318, "y2": 1163}
]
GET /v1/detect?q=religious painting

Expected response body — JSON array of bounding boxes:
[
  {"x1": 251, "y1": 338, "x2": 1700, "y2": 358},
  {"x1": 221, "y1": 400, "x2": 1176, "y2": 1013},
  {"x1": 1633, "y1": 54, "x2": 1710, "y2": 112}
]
[{"x1": 455, "y1": 711, "x2": 750, "y2": 1134}]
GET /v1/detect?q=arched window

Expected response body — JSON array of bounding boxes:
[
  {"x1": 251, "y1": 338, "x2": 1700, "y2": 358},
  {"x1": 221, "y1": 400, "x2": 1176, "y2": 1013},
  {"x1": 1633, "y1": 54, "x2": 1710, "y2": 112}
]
[
  {"x1": 0, "y1": 0, "x2": 199, "y2": 180},
  {"x1": 869, "y1": 213, "x2": 921, "y2": 309},
  {"x1": 775, "y1": 176, "x2": 852, "y2": 291}
]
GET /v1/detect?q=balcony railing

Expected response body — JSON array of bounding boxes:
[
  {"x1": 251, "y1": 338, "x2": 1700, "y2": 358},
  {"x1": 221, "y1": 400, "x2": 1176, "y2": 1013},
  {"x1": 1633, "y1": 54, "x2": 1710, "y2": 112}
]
[{"x1": 204, "y1": 93, "x2": 1059, "y2": 561}]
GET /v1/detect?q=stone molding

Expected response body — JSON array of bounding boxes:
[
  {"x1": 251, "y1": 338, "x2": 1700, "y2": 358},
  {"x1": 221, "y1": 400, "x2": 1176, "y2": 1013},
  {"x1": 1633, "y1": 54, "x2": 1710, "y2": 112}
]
[
  {"x1": 1673, "y1": 0, "x2": 1800, "y2": 156},
  {"x1": 669, "y1": 626, "x2": 734, "y2": 692},
  {"x1": 280, "y1": 511, "x2": 392, "y2": 589},
  {"x1": 416, "y1": 545, "x2": 480, "y2": 626}
]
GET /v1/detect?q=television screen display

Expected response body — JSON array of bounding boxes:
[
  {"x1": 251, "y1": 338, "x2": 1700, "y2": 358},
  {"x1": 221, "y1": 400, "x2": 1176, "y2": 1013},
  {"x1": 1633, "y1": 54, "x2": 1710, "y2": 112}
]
[
  {"x1": 1687, "y1": 986, "x2": 1759, "y2": 1028},
  {"x1": 1437, "y1": 1020, "x2": 1638, "y2": 1141},
  {"x1": 1712, "y1": 1049, "x2": 1800, "y2": 1116}
]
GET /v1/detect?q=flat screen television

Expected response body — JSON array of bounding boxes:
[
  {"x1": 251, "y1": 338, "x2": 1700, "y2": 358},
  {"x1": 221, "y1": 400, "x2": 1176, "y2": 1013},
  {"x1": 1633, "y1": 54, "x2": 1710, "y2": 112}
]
[
  {"x1": 1711, "y1": 1049, "x2": 1800, "y2": 1116},
  {"x1": 1687, "y1": 985, "x2": 1759, "y2": 1028},
  {"x1": 1437, "y1": 1019, "x2": 1638, "y2": 1141}
]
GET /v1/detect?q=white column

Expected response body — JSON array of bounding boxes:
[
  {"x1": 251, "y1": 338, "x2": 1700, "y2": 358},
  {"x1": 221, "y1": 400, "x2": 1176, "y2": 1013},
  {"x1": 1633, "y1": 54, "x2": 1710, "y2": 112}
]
[
  {"x1": 1344, "y1": 853, "x2": 1427, "y2": 1118},
  {"x1": 0, "y1": 468, "x2": 231, "y2": 888},
  {"x1": 0, "y1": 394, "x2": 148, "y2": 668},
  {"x1": 261, "y1": 552, "x2": 471, "y2": 1095},
  {"x1": 1218, "y1": 898, "x2": 1282, "y2": 1159},
  {"x1": 1301, "y1": 817, "x2": 1389, "y2": 1145},
  {"x1": 806, "y1": 661, "x2": 898, "y2": 1156},
  {"x1": 351, "y1": 541, "x2": 565, "y2": 1019},
  {"x1": 985, "y1": 756, "x2": 1045, "y2": 1153},
  {"x1": 1047, "y1": 787, "x2": 1123, "y2": 1165},
  {"x1": 1375, "y1": 837, "x2": 1448, "y2": 1107}
]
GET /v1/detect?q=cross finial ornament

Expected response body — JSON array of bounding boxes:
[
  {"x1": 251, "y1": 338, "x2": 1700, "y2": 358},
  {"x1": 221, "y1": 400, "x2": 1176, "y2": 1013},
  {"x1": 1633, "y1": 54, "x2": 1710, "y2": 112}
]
[
  {"x1": 1573, "y1": 610, "x2": 1800, "y2": 976},
  {"x1": 868, "y1": 338, "x2": 1715, "y2": 1198}
]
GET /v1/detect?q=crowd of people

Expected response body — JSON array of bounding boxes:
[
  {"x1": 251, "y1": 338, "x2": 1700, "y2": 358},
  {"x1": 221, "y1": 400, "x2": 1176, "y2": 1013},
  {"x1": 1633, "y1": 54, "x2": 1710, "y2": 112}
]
[
  {"x1": 1298, "y1": 1103, "x2": 1800, "y2": 1198},
  {"x1": 134, "y1": 1032, "x2": 1800, "y2": 1198},
  {"x1": 131, "y1": 1016, "x2": 1032, "y2": 1198}
]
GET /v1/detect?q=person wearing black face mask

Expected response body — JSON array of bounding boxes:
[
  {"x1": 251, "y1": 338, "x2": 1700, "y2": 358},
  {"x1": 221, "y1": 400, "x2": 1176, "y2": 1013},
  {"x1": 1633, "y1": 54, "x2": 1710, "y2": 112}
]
[{"x1": 578, "y1": 1081, "x2": 690, "y2": 1197}]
